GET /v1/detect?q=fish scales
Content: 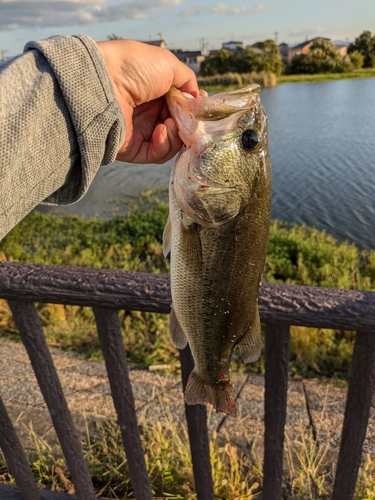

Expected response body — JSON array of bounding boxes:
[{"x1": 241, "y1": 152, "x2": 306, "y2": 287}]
[{"x1": 164, "y1": 85, "x2": 272, "y2": 416}]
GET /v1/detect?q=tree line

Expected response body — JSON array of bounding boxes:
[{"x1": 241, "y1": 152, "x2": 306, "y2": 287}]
[{"x1": 200, "y1": 30, "x2": 375, "y2": 76}]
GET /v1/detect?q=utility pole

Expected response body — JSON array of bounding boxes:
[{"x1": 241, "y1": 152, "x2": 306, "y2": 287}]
[
  {"x1": 200, "y1": 37, "x2": 208, "y2": 55},
  {"x1": 274, "y1": 32, "x2": 278, "y2": 44},
  {"x1": 1, "y1": 49, "x2": 8, "y2": 62}
]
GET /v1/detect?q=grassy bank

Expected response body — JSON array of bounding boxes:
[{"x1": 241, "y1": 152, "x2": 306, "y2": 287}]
[
  {"x1": 201, "y1": 68, "x2": 375, "y2": 93},
  {"x1": 1, "y1": 193, "x2": 375, "y2": 383},
  {"x1": 277, "y1": 68, "x2": 375, "y2": 84}
]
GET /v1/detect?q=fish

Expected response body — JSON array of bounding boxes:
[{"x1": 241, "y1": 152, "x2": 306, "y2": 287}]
[{"x1": 163, "y1": 85, "x2": 272, "y2": 417}]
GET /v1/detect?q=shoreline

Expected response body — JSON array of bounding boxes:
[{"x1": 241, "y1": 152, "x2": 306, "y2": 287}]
[{"x1": 203, "y1": 68, "x2": 375, "y2": 92}]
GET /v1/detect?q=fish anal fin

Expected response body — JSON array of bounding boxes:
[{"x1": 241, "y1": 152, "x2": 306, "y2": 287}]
[
  {"x1": 238, "y1": 306, "x2": 262, "y2": 363},
  {"x1": 170, "y1": 307, "x2": 188, "y2": 349},
  {"x1": 162, "y1": 214, "x2": 172, "y2": 257},
  {"x1": 185, "y1": 370, "x2": 238, "y2": 417}
]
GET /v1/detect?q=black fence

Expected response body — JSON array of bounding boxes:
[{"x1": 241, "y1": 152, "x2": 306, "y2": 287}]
[{"x1": 1, "y1": 261, "x2": 375, "y2": 499}]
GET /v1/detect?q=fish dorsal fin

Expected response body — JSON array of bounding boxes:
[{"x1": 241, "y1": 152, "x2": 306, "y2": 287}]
[
  {"x1": 170, "y1": 306, "x2": 188, "y2": 349},
  {"x1": 238, "y1": 306, "x2": 262, "y2": 363},
  {"x1": 163, "y1": 214, "x2": 172, "y2": 257}
]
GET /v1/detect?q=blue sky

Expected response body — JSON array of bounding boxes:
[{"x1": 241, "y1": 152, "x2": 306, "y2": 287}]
[{"x1": 0, "y1": 0, "x2": 373, "y2": 58}]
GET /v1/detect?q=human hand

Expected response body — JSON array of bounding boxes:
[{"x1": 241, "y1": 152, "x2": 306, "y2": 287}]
[{"x1": 97, "y1": 39, "x2": 199, "y2": 164}]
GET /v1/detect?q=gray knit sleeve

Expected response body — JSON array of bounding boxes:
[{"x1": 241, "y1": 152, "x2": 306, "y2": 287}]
[{"x1": 0, "y1": 35, "x2": 125, "y2": 240}]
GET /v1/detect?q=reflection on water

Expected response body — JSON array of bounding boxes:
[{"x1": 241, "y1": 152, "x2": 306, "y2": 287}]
[{"x1": 38, "y1": 78, "x2": 375, "y2": 250}]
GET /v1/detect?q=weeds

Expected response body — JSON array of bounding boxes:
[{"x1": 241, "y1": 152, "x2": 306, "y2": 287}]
[
  {"x1": 285, "y1": 429, "x2": 332, "y2": 499},
  {"x1": 1, "y1": 404, "x2": 375, "y2": 498},
  {"x1": 0, "y1": 409, "x2": 262, "y2": 498},
  {"x1": 197, "y1": 72, "x2": 276, "y2": 89}
]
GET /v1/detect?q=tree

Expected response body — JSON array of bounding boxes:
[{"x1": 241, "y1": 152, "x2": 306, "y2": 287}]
[
  {"x1": 289, "y1": 38, "x2": 353, "y2": 74},
  {"x1": 348, "y1": 30, "x2": 375, "y2": 68},
  {"x1": 349, "y1": 50, "x2": 364, "y2": 69},
  {"x1": 107, "y1": 34, "x2": 122, "y2": 40},
  {"x1": 246, "y1": 39, "x2": 284, "y2": 76},
  {"x1": 200, "y1": 49, "x2": 241, "y2": 76},
  {"x1": 200, "y1": 39, "x2": 283, "y2": 76}
]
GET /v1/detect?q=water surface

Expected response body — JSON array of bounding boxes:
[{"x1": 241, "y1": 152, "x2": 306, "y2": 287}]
[{"x1": 38, "y1": 78, "x2": 375, "y2": 250}]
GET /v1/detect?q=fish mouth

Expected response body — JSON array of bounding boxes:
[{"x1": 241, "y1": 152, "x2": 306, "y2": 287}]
[{"x1": 172, "y1": 146, "x2": 240, "y2": 227}]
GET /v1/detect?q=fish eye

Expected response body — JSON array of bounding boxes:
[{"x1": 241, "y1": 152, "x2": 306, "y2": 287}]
[{"x1": 241, "y1": 129, "x2": 260, "y2": 151}]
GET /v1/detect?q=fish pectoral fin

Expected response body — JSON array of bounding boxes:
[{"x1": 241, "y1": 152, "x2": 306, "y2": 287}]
[
  {"x1": 163, "y1": 214, "x2": 172, "y2": 257},
  {"x1": 238, "y1": 306, "x2": 262, "y2": 363},
  {"x1": 170, "y1": 307, "x2": 188, "y2": 349}
]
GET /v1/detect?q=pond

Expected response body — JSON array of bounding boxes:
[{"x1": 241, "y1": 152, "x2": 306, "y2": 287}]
[{"x1": 38, "y1": 77, "x2": 375, "y2": 250}]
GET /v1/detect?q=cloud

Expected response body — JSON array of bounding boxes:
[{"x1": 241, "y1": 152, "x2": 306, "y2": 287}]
[
  {"x1": 0, "y1": 0, "x2": 183, "y2": 30},
  {"x1": 208, "y1": 2, "x2": 265, "y2": 15},
  {"x1": 179, "y1": 4, "x2": 202, "y2": 16}
]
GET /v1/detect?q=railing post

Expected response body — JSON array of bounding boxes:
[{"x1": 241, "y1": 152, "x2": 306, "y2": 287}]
[
  {"x1": 263, "y1": 322, "x2": 290, "y2": 500},
  {"x1": 0, "y1": 396, "x2": 40, "y2": 500},
  {"x1": 332, "y1": 330, "x2": 375, "y2": 500},
  {"x1": 93, "y1": 307, "x2": 153, "y2": 500},
  {"x1": 8, "y1": 300, "x2": 96, "y2": 500},
  {"x1": 179, "y1": 345, "x2": 215, "y2": 500}
]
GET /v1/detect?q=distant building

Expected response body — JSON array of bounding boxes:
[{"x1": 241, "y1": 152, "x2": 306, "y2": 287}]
[
  {"x1": 278, "y1": 42, "x2": 289, "y2": 64},
  {"x1": 250, "y1": 42, "x2": 264, "y2": 51},
  {"x1": 287, "y1": 37, "x2": 331, "y2": 63},
  {"x1": 208, "y1": 49, "x2": 219, "y2": 58},
  {"x1": 139, "y1": 39, "x2": 166, "y2": 49},
  {"x1": 170, "y1": 50, "x2": 205, "y2": 74},
  {"x1": 332, "y1": 41, "x2": 348, "y2": 56},
  {"x1": 222, "y1": 41, "x2": 243, "y2": 52}
]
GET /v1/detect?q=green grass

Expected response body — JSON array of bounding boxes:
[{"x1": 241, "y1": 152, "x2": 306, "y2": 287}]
[{"x1": 2, "y1": 195, "x2": 375, "y2": 382}]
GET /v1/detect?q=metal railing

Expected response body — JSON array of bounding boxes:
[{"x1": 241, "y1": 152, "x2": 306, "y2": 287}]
[{"x1": 1, "y1": 261, "x2": 375, "y2": 499}]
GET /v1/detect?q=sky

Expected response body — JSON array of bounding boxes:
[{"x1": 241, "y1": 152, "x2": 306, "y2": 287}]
[{"x1": 0, "y1": 0, "x2": 373, "y2": 58}]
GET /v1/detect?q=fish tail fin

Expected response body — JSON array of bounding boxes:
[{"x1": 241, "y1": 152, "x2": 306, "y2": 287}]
[{"x1": 184, "y1": 370, "x2": 237, "y2": 417}]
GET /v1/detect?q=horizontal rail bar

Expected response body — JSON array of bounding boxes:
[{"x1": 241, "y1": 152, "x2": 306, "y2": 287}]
[
  {"x1": 1, "y1": 262, "x2": 375, "y2": 331},
  {"x1": 0, "y1": 262, "x2": 171, "y2": 313}
]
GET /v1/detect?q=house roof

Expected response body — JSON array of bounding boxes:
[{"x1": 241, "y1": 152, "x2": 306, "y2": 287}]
[
  {"x1": 291, "y1": 37, "x2": 331, "y2": 50},
  {"x1": 170, "y1": 50, "x2": 202, "y2": 59},
  {"x1": 223, "y1": 41, "x2": 243, "y2": 45},
  {"x1": 140, "y1": 40, "x2": 165, "y2": 47}
]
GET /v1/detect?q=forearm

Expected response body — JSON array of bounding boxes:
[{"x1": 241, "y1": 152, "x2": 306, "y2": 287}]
[{"x1": 0, "y1": 35, "x2": 125, "y2": 240}]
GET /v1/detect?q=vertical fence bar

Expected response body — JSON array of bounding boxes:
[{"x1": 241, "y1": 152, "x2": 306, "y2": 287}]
[
  {"x1": 0, "y1": 396, "x2": 40, "y2": 500},
  {"x1": 263, "y1": 322, "x2": 290, "y2": 500},
  {"x1": 332, "y1": 330, "x2": 375, "y2": 500},
  {"x1": 179, "y1": 345, "x2": 214, "y2": 500},
  {"x1": 8, "y1": 300, "x2": 96, "y2": 500},
  {"x1": 93, "y1": 307, "x2": 153, "y2": 500}
]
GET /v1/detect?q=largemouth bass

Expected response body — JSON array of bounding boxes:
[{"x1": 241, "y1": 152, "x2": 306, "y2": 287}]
[{"x1": 163, "y1": 85, "x2": 272, "y2": 417}]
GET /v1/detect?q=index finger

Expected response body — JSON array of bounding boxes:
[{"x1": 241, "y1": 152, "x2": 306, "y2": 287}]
[{"x1": 169, "y1": 55, "x2": 199, "y2": 98}]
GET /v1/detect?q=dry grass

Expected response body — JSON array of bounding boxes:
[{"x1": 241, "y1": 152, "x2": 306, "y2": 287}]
[
  {"x1": 197, "y1": 71, "x2": 276, "y2": 89},
  {"x1": 1, "y1": 400, "x2": 375, "y2": 499}
]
